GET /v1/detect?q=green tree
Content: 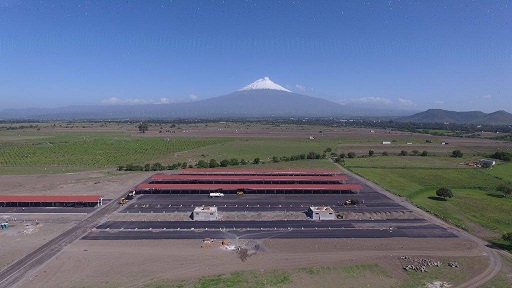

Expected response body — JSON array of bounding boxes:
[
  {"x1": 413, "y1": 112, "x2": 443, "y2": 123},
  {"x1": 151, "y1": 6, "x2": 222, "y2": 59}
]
[
  {"x1": 420, "y1": 151, "x2": 428, "y2": 157},
  {"x1": 138, "y1": 123, "x2": 149, "y2": 133},
  {"x1": 436, "y1": 187, "x2": 453, "y2": 200},
  {"x1": 411, "y1": 150, "x2": 419, "y2": 156},
  {"x1": 253, "y1": 157, "x2": 260, "y2": 164},
  {"x1": 272, "y1": 156, "x2": 280, "y2": 163},
  {"x1": 181, "y1": 162, "x2": 187, "y2": 169},
  {"x1": 229, "y1": 158, "x2": 239, "y2": 166},
  {"x1": 220, "y1": 159, "x2": 229, "y2": 167},
  {"x1": 368, "y1": 150, "x2": 375, "y2": 157},
  {"x1": 503, "y1": 232, "x2": 512, "y2": 242},
  {"x1": 196, "y1": 160, "x2": 208, "y2": 168},
  {"x1": 347, "y1": 152, "x2": 356, "y2": 158},
  {"x1": 209, "y1": 159, "x2": 219, "y2": 168},
  {"x1": 400, "y1": 150, "x2": 408, "y2": 156},
  {"x1": 240, "y1": 159, "x2": 248, "y2": 165},
  {"x1": 451, "y1": 150, "x2": 463, "y2": 158}
]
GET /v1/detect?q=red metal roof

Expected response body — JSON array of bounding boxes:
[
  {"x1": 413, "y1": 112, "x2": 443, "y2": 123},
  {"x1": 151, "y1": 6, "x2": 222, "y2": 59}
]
[
  {"x1": 137, "y1": 183, "x2": 362, "y2": 190},
  {"x1": 0, "y1": 195, "x2": 102, "y2": 203},
  {"x1": 179, "y1": 168, "x2": 340, "y2": 175},
  {"x1": 150, "y1": 174, "x2": 348, "y2": 181}
]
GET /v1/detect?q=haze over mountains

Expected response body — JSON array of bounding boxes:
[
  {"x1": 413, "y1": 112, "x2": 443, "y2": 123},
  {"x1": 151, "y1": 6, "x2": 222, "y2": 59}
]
[
  {"x1": 0, "y1": 78, "x2": 412, "y2": 120},
  {"x1": 0, "y1": 77, "x2": 510, "y2": 125},
  {"x1": 397, "y1": 109, "x2": 512, "y2": 126}
]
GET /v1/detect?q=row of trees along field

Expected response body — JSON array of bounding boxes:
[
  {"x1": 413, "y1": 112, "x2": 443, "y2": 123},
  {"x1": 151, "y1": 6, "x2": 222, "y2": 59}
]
[{"x1": 118, "y1": 150, "x2": 328, "y2": 171}]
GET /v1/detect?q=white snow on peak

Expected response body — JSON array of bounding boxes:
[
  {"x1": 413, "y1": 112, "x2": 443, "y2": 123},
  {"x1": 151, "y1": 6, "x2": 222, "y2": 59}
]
[{"x1": 239, "y1": 77, "x2": 291, "y2": 92}]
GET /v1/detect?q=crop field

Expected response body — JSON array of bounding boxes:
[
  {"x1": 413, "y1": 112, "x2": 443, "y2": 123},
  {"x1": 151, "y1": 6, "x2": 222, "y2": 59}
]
[
  {"x1": 344, "y1": 155, "x2": 467, "y2": 169},
  {"x1": 348, "y1": 159, "x2": 512, "y2": 237},
  {"x1": 169, "y1": 138, "x2": 341, "y2": 163},
  {"x1": 0, "y1": 134, "x2": 232, "y2": 168}
]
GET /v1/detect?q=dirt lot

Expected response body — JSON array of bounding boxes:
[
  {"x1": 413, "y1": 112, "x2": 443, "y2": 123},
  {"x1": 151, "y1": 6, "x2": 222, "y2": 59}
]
[
  {"x1": 18, "y1": 237, "x2": 485, "y2": 288},
  {"x1": 0, "y1": 170, "x2": 152, "y2": 199},
  {"x1": 0, "y1": 214, "x2": 83, "y2": 270},
  {"x1": 0, "y1": 171, "x2": 152, "y2": 274}
]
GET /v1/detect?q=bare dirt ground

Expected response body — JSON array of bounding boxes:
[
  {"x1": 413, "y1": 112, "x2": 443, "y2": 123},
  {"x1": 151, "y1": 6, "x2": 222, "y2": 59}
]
[
  {"x1": 0, "y1": 170, "x2": 152, "y2": 199},
  {"x1": 0, "y1": 215, "x2": 83, "y2": 271},
  {"x1": 0, "y1": 170, "x2": 152, "y2": 283},
  {"x1": 18, "y1": 237, "x2": 485, "y2": 288}
]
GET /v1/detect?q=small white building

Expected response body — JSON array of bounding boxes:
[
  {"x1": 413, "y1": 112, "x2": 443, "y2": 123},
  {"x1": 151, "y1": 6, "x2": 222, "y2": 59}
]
[
  {"x1": 308, "y1": 206, "x2": 335, "y2": 220},
  {"x1": 193, "y1": 206, "x2": 218, "y2": 221}
]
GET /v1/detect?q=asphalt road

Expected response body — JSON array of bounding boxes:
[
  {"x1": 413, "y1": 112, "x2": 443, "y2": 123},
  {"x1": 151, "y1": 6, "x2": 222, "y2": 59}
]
[
  {"x1": 121, "y1": 193, "x2": 408, "y2": 213},
  {"x1": 84, "y1": 226, "x2": 455, "y2": 240},
  {"x1": 85, "y1": 218, "x2": 454, "y2": 240}
]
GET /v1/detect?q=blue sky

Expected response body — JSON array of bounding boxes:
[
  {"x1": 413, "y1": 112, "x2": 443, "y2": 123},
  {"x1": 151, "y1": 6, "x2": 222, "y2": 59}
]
[{"x1": 1, "y1": 0, "x2": 511, "y2": 112}]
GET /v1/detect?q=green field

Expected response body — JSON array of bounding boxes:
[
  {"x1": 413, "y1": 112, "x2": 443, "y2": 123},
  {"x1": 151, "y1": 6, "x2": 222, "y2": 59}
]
[
  {"x1": 0, "y1": 134, "x2": 232, "y2": 168},
  {"x1": 171, "y1": 138, "x2": 341, "y2": 162},
  {"x1": 348, "y1": 158, "x2": 512, "y2": 236}
]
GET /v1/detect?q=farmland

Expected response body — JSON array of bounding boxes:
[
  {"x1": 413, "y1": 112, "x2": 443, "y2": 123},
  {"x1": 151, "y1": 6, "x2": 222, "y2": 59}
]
[
  {"x1": 0, "y1": 134, "x2": 232, "y2": 168},
  {"x1": 345, "y1": 156, "x2": 512, "y2": 240}
]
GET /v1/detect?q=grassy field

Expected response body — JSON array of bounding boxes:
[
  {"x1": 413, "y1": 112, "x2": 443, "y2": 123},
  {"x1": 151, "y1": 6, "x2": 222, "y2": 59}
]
[
  {"x1": 169, "y1": 138, "x2": 341, "y2": 163},
  {"x1": 0, "y1": 134, "x2": 232, "y2": 168},
  {"x1": 347, "y1": 156, "x2": 512, "y2": 237}
]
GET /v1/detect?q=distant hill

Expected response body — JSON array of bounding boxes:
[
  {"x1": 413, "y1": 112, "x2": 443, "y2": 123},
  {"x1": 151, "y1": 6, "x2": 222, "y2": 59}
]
[{"x1": 397, "y1": 109, "x2": 512, "y2": 125}]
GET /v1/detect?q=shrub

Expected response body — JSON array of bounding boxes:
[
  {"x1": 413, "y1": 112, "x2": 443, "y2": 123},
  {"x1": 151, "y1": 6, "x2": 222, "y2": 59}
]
[{"x1": 436, "y1": 187, "x2": 453, "y2": 200}]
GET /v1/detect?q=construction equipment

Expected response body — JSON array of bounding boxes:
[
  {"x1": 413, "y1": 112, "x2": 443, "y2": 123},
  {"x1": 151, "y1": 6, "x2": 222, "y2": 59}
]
[{"x1": 236, "y1": 190, "x2": 244, "y2": 195}]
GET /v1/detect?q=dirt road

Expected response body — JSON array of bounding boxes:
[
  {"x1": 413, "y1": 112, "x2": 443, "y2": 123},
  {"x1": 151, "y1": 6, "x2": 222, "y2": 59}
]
[{"x1": 336, "y1": 163, "x2": 503, "y2": 288}]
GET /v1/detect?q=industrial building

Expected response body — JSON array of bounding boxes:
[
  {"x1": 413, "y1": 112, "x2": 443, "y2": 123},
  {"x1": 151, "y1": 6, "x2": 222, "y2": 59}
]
[
  {"x1": 0, "y1": 195, "x2": 103, "y2": 207},
  {"x1": 192, "y1": 206, "x2": 218, "y2": 221},
  {"x1": 134, "y1": 169, "x2": 362, "y2": 195},
  {"x1": 308, "y1": 206, "x2": 336, "y2": 220}
]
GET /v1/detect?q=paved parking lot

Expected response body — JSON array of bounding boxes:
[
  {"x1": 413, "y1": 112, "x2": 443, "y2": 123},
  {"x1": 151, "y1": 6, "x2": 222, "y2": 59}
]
[
  {"x1": 84, "y1": 221, "x2": 454, "y2": 240},
  {"x1": 121, "y1": 193, "x2": 407, "y2": 213}
]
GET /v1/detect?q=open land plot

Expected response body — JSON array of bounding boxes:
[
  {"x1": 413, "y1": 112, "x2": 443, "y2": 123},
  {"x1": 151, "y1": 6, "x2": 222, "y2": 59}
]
[
  {"x1": 348, "y1": 161, "x2": 512, "y2": 240},
  {"x1": 18, "y1": 238, "x2": 487, "y2": 288},
  {"x1": 0, "y1": 214, "x2": 85, "y2": 271}
]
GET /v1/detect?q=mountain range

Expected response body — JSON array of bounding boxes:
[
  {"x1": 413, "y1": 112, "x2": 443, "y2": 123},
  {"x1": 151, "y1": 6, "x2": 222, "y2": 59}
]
[
  {"x1": 1, "y1": 78, "x2": 510, "y2": 124},
  {"x1": 397, "y1": 109, "x2": 512, "y2": 125}
]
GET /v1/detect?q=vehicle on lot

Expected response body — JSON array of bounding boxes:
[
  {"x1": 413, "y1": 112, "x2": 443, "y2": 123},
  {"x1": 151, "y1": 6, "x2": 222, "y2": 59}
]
[
  {"x1": 236, "y1": 190, "x2": 244, "y2": 195},
  {"x1": 209, "y1": 192, "x2": 224, "y2": 198},
  {"x1": 119, "y1": 198, "x2": 128, "y2": 204}
]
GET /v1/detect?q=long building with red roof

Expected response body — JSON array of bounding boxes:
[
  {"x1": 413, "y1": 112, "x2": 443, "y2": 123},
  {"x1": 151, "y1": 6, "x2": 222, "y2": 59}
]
[{"x1": 135, "y1": 169, "x2": 361, "y2": 194}]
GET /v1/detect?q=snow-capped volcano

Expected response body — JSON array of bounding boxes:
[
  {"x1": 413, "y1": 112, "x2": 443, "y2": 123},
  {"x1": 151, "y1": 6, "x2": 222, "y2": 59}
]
[{"x1": 239, "y1": 77, "x2": 291, "y2": 92}]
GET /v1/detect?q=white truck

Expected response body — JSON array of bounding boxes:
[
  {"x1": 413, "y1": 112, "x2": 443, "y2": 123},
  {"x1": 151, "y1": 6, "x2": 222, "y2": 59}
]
[{"x1": 209, "y1": 192, "x2": 224, "y2": 198}]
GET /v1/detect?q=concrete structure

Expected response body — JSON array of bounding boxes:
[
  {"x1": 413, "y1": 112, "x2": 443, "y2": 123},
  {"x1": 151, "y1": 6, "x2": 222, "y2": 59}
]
[
  {"x1": 192, "y1": 206, "x2": 218, "y2": 221},
  {"x1": 308, "y1": 206, "x2": 335, "y2": 220},
  {"x1": 479, "y1": 159, "x2": 496, "y2": 166}
]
